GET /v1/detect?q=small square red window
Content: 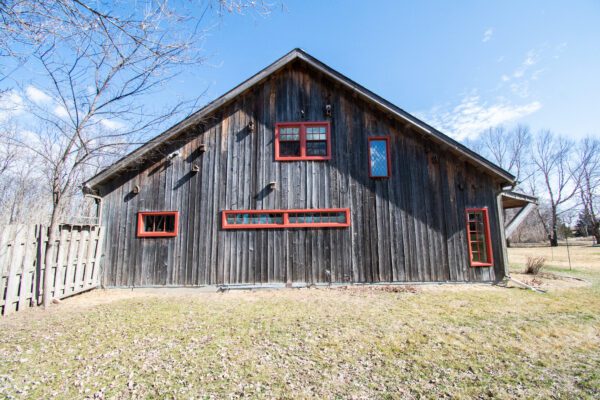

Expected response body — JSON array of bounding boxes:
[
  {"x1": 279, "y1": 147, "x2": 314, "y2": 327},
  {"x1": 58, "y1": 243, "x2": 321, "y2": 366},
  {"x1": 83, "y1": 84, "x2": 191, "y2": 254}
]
[
  {"x1": 137, "y1": 211, "x2": 179, "y2": 238},
  {"x1": 275, "y1": 122, "x2": 331, "y2": 161},
  {"x1": 466, "y1": 208, "x2": 493, "y2": 267}
]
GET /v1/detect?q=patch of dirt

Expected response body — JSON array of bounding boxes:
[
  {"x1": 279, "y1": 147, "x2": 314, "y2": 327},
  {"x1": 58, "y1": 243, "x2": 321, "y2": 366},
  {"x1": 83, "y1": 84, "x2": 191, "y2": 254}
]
[
  {"x1": 510, "y1": 272, "x2": 590, "y2": 290},
  {"x1": 332, "y1": 284, "x2": 419, "y2": 294}
]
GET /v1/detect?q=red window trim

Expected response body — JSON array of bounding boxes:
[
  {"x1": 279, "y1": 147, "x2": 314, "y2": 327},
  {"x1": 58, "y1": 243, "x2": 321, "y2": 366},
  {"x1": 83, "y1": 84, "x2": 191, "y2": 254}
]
[
  {"x1": 222, "y1": 208, "x2": 350, "y2": 229},
  {"x1": 137, "y1": 211, "x2": 179, "y2": 238},
  {"x1": 368, "y1": 136, "x2": 392, "y2": 178},
  {"x1": 465, "y1": 208, "x2": 494, "y2": 267},
  {"x1": 275, "y1": 121, "x2": 332, "y2": 161}
]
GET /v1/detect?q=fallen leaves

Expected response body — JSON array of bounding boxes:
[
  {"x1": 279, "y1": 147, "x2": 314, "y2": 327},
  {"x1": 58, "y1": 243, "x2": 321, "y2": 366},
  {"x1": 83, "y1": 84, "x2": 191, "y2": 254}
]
[{"x1": 0, "y1": 286, "x2": 599, "y2": 399}]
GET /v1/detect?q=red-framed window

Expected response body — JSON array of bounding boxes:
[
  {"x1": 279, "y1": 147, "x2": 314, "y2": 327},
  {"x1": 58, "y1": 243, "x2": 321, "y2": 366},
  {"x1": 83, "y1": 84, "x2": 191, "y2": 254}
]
[
  {"x1": 275, "y1": 121, "x2": 331, "y2": 161},
  {"x1": 222, "y1": 208, "x2": 350, "y2": 229},
  {"x1": 137, "y1": 211, "x2": 179, "y2": 238},
  {"x1": 465, "y1": 208, "x2": 493, "y2": 267},
  {"x1": 368, "y1": 136, "x2": 391, "y2": 178}
]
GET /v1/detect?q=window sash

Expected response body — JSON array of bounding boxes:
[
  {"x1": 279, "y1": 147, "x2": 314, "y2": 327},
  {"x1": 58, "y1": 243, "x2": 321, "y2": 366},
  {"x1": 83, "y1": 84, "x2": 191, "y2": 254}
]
[
  {"x1": 275, "y1": 122, "x2": 331, "y2": 161},
  {"x1": 222, "y1": 208, "x2": 350, "y2": 229},
  {"x1": 465, "y1": 208, "x2": 493, "y2": 266},
  {"x1": 137, "y1": 211, "x2": 179, "y2": 237},
  {"x1": 368, "y1": 136, "x2": 391, "y2": 178}
]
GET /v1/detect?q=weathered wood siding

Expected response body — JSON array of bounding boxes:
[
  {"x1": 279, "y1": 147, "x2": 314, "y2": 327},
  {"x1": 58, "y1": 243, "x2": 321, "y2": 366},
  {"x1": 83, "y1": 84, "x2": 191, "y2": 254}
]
[
  {"x1": 98, "y1": 61, "x2": 506, "y2": 286},
  {"x1": 0, "y1": 224, "x2": 104, "y2": 315}
]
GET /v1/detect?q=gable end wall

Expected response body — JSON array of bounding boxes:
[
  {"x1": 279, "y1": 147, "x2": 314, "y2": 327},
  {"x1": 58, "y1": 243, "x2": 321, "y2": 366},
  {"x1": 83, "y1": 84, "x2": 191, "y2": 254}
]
[{"x1": 99, "y1": 64, "x2": 506, "y2": 286}]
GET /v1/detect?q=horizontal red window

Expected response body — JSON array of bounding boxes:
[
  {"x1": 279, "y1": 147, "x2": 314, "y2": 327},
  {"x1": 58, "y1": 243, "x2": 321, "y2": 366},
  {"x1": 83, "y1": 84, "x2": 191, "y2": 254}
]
[
  {"x1": 465, "y1": 208, "x2": 493, "y2": 267},
  {"x1": 222, "y1": 208, "x2": 350, "y2": 229},
  {"x1": 137, "y1": 211, "x2": 179, "y2": 238},
  {"x1": 275, "y1": 121, "x2": 331, "y2": 161}
]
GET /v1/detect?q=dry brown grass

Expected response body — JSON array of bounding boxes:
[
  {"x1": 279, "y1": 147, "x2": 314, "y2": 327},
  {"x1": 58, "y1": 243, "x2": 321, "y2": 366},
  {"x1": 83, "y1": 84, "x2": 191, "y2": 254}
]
[
  {"x1": 508, "y1": 244, "x2": 600, "y2": 276},
  {"x1": 0, "y1": 246, "x2": 598, "y2": 399}
]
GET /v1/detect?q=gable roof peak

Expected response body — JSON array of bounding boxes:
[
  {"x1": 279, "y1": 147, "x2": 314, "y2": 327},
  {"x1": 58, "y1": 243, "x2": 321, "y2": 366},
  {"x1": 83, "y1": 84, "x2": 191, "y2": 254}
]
[{"x1": 85, "y1": 48, "x2": 514, "y2": 190}]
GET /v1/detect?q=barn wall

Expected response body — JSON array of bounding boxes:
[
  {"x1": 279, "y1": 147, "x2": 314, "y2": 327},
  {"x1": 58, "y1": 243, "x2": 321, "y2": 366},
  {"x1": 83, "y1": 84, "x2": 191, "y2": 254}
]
[{"x1": 99, "y1": 62, "x2": 506, "y2": 286}]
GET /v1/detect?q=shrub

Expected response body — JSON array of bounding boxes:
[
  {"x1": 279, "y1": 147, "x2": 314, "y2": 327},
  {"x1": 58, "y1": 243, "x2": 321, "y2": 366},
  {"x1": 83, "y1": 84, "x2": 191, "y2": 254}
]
[{"x1": 525, "y1": 256, "x2": 546, "y2": 275}]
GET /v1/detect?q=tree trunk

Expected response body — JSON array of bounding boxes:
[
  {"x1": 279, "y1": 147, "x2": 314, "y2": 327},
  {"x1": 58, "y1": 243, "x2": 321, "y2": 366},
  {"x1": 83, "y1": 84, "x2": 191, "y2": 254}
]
[
  {"x1": 550, "y1": 206, "x2": 559, "y2": 247},
  {"x1": 593, "y1": 223, "x2": 600, "y2": 245},
  {"x1": 42, "y1": 197, "x2": 61, "y2": 308},
  {"x1": 550, "y1": 226, "x2": 559, "y2": 247}
]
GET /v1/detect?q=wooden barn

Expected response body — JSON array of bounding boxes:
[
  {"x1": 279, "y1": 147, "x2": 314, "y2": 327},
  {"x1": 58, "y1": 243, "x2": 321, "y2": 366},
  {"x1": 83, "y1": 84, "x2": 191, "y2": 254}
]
[{"x1": 84, "y1": 48, "x2": 522, "y2": 288}]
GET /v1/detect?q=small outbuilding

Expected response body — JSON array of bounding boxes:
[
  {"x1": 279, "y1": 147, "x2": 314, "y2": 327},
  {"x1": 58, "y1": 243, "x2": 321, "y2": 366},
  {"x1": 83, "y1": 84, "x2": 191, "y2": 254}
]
[{"x1": 85, "y1": 49, "x2": 526, "y2": 287}]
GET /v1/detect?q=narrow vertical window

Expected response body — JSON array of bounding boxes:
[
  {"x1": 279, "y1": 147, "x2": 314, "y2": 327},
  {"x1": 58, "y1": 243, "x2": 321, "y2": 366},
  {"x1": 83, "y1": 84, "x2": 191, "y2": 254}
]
[
  {"x1": 466, "y1": 208, "x2": 493, "y2": 267},
  {"x1": 368, "y1": 136, "x2": 391, "y2": 178}
]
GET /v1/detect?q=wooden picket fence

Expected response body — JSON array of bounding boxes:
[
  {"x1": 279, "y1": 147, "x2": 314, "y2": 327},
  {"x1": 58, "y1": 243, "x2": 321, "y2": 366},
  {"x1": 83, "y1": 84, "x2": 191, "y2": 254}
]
[{"x1": 0, "y1": 224, "x2": 104, "y2": 316}]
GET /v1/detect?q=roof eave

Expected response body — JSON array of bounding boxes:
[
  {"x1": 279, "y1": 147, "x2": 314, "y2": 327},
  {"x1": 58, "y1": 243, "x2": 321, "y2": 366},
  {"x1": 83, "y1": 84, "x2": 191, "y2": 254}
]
[{"x1": 85, "y1": 48, "x2": 515, "y2": 191}]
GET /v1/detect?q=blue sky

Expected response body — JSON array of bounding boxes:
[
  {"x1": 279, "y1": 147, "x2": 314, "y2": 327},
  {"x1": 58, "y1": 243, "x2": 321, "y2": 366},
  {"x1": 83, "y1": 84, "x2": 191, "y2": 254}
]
[
  {"x1": 171, "y1": 0, "x2": 599, "y2": 141},
  {"x1": 2, "y1": 1, "x2": 599, "y2": 142}
]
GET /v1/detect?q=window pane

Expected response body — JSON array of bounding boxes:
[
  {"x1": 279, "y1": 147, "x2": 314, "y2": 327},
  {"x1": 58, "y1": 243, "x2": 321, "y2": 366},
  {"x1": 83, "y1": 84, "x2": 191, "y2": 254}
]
[
  {"x1": 145, "y1": 215, "x2": 154, "y2": 232},
  {"x1": 306, "y1": 141, "x2": 327, "y2": 156},
  {"x1": 370, "y1": 139, "x2": 389, "y2": 177},
  {"x1": 224, "y1": 209, "x2": 349, "y2": 229},
  {"x1": 143, "y1": 214, "x2": 175, "y2": 233},
  {"x1": 165, "y1": 215, "x2": 175, "y2": 232},
  {"x1": 280, "y1": 141, "x2": 301, "y2": 157},
  {"x1": 154, "y1": 215, "x2": 165, "y2": 231},
  {"x1": 280, "y1": 127, "x2": 300, "y2": 141},
  {"x1": 467, "y1": 211, "x2": 490, "y2": 264},
  {"x1": 306, "y1": 126, "x2": 327, "y2": 141}
]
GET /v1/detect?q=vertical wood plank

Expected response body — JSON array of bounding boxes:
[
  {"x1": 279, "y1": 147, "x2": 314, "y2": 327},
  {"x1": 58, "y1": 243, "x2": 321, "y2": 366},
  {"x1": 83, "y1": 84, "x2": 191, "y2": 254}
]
[
  {"x1": 4, "y1": 226, "x2": 23, "y2": 315},
  {"x1": 17, "y1": 225, "x2": 37, "y2": 311}
]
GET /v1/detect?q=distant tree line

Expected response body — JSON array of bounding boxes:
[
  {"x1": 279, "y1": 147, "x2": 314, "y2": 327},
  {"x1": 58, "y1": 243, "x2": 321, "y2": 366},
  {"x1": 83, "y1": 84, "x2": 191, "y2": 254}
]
[{"x1": 466, "y1": 126, "x2": 600, "y2": 246}]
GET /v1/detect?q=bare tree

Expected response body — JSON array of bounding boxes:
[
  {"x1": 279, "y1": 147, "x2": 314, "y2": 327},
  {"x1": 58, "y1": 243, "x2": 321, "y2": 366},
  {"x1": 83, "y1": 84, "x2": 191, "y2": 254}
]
[
  {"x1": 2, "y1": 1, "x2": 274, "y2": 308},
  {"x1": 0, "y1": 128, "x2": 17, "y2": 177},
  {"x1": 1, "y1": 1, "x2": 272, "y2": 59},
  {"x1": 531, "y1": 130, "x2": 581, "y2": 246},
  {"x1": 472, "y1": 124, "x2": 532, "y2": 188},
  {"x1": 0, "y1": 124, "x2": 19, "y2": 216},
  {"x1": 577, "y1": 137, "x2": 600, "y2": 244}
]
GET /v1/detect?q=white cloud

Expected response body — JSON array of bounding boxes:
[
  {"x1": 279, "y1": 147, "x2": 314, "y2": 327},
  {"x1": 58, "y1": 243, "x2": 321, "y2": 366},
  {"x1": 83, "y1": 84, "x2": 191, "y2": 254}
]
[
  {"x1": 531, "y1": 69, "x2": 544, "y2": 81},
  {"x1": 482, "y1": 28, "x2": 494, "y2": 43},
  {"x1": 53, "y1": 105, "x2": 69, "y2": 118},
  {"x1": 511, "y1": 49, "x2": 539, "y2": 79},
  {"x1": 25, "y1": 86, "x2": 52, "y2": 104},
  {"x1": 498, "y1": 49, "x2": 543, "y2": 97},
  {"x1": 418, "y1": 94, "x2": 541, "y2": 141},
  {"x1": 510, "y1": 82, "x2": 530, "y2": 98},
  {"x1": 0, "y1": 91, "x2": 24, "y2": 122},
  {"x1": 100, "y1": 119, "x2": 124, "y2": 130},
  {"x1": 554, "y1": 42, "x2": 567, "y2": 58}
]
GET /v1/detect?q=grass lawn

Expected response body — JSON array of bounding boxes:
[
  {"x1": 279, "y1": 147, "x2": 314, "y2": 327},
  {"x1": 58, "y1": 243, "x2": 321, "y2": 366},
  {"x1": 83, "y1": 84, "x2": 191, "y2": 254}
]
[{"x1": 1, "y1": 246, "x2": 599, "y2": 399}]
